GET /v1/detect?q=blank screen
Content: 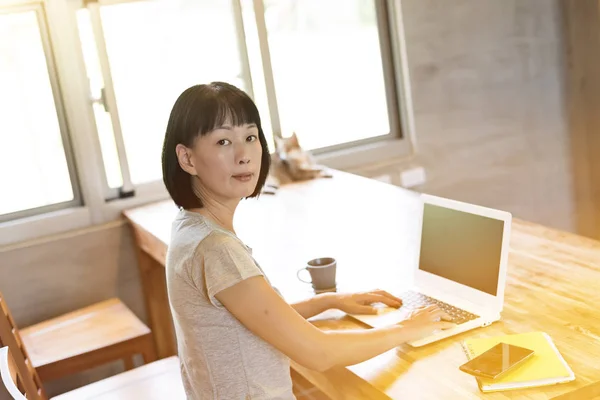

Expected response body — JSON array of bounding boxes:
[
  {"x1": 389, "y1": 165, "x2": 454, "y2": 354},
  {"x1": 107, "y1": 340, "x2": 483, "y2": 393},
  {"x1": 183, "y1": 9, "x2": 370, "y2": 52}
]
[{"x1": 419, "y1": 204, "x2": 504, "y2": 296}]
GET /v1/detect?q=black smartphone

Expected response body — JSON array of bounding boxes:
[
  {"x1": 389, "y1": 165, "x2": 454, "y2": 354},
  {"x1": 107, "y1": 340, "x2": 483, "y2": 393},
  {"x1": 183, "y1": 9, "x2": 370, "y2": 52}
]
[{"x1": 459, "y1": 342, "x2": 535, "y2": 379}]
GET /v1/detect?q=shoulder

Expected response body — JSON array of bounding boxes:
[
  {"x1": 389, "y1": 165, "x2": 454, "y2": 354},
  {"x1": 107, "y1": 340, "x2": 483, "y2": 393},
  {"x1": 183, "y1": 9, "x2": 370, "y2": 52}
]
[
  {"x1": 193, "y1": 231, "x2": 255, "y2": 270},
  {"x1": 195, "y1": 231, "x2": 264, "y2": 301},
  {"x1": 196, "y1": 230, "x2": 247, "y2": 254},
  {"x1": 169, "y1": 209, "x2": 212, "y2": 247}
]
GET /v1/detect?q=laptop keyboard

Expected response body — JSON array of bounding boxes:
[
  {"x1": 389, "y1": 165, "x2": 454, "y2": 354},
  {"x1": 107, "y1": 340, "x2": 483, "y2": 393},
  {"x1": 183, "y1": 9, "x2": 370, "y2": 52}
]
[{"x1": 399, "y1": 291, "x2": 479, "y2": 325}]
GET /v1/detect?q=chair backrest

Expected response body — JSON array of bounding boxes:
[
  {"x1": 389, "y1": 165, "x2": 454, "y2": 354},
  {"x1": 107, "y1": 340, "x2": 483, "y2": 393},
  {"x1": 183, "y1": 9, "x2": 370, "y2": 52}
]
[
  {"x1": 0, "y1": 292, "x2": 47, "y2": 400},
  {"x1": 1, "y1": 346, "x2": 27, "y2": 400}
]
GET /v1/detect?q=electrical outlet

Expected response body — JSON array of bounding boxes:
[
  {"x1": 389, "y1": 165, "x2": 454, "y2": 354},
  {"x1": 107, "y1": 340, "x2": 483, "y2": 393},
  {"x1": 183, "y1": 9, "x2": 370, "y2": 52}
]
[{"x1": 399, "y1": 166, "x2": 426, "y2": 188}]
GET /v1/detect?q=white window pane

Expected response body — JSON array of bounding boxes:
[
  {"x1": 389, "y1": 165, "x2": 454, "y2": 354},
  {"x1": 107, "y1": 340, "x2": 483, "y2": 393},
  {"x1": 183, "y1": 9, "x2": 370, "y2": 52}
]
[
  {"x1": 0, "y1": 11, "x2": 74, "y2": 216},
  {"x1": 240, "y1": 0, "x2": 275, "y2": 153},
  {"x1": 98, "y1": 0, "x2": 247, "y2": 185},
  {"x1": 76, "y1": 8, "x2": 123, "y2": 189},
  {"x1": 92, "y1": 102, "x2": 123, "y2": 188},
  {"x1": 264, "y1": 0, "x2": 390, "y2": 150}
]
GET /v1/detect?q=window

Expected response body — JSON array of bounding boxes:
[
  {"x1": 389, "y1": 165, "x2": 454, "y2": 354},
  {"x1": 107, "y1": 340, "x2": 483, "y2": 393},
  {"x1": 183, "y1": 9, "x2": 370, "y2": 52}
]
[
  {"x1": 75, "y1": 0, "x2": 404, "y2": 197},
  {"x1": 0, "y1": 5, "x2": 80, "y2": 223},
  {"x1": 0, "y1": 0, "x2": 412, "y2": 243},
  {"x1": 260, "y1": 0, "x2": 398, "y2": 151},
  {"x1": 76, "y1": 0, "x2": 251, "y2": 193}
]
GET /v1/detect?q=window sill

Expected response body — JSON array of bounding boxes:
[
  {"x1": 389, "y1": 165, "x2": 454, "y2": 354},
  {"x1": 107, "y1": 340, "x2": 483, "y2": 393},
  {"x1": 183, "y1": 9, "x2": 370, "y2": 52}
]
[
  {"x1": 100, "y1": 181, "x2": 170, "y2": 222},
  {"x1": 0, "y1": 182, "x2": 171, "y2": 248},
  {"x1": 0, "y1": 138, "x2": 412, "y2": 248},
  {"x1": 315, "y1": 138, "x2": 413, "y2": 171},
  {"x1": 0, "y1": 207, "x2": 92, "y2": 249}
]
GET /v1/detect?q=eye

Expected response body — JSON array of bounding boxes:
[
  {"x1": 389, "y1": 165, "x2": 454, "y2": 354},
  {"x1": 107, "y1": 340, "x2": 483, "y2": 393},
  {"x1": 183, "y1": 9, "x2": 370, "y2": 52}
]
[
  {"x1": 246, "y1": 135, "x2": 257, "y2": 142},
  {"x1": 217, "y1": 139, "x2": 231, "y2": 146}
]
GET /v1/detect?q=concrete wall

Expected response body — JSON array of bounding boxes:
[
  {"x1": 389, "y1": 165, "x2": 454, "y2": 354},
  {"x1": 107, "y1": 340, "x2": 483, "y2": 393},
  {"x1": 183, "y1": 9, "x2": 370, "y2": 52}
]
[{"x1": 358, "y1": 0, "x2": 573, "y2": 232}]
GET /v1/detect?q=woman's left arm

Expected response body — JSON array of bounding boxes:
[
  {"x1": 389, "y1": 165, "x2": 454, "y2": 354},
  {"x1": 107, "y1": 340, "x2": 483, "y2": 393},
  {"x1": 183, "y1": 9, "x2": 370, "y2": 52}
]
[
  {"x1": 291, "y1": 290, "x2": 402, "y2": 319},
  {"x1": 291, "y1": 294, "x2": 335, "y2": 319}
]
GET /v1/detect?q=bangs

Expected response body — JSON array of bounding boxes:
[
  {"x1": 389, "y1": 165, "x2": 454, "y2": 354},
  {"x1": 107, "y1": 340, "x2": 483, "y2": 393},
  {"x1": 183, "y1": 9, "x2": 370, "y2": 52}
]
[{"x1": 193, "y1": 85, "x2": 261, "y2": 137}]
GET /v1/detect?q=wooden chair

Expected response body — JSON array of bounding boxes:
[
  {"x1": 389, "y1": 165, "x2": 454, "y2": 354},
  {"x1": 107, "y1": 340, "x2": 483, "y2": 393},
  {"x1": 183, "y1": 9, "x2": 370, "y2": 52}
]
[
  {"x1": 1, "y1": 345, "x2": 184, "y2": 400},
  {"x1": 1, "y1": 346, "x2": 28, "y2": 400},
  {"x1": 0, "y1": 291, "x2": 156, "y2": 383}
]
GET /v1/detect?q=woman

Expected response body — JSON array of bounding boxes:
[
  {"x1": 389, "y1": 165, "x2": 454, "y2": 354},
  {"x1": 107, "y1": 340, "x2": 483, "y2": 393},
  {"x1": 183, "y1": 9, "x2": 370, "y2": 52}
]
[{"x1": 162, "y1": 82, "x2": 454, "y2": 399}]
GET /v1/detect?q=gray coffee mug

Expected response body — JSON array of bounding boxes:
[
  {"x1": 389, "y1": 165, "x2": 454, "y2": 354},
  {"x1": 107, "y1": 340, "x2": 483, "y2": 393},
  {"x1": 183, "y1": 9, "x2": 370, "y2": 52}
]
[{"x1": 297, "y1": 257, "x2": 337, "y2": 291}]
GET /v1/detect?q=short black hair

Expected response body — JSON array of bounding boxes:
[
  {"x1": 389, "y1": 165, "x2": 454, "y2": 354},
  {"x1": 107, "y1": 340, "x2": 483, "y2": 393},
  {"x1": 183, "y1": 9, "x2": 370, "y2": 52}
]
[{"x1": 161, "y1": 82, "x2": 271, "y2": 209}]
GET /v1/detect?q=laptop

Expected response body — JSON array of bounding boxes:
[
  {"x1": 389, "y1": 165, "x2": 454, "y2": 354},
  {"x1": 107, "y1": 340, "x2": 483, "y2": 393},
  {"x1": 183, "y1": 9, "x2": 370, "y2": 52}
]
[{"x1": 351, "y1": 193, "x2": 512, "y2": 347}]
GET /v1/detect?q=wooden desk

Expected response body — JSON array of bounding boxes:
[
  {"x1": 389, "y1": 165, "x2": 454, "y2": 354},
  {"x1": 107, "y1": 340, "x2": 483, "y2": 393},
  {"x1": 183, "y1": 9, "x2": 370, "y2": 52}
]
[{"x1": 124, "y1": 171, "x2": 600, "y2": 399}]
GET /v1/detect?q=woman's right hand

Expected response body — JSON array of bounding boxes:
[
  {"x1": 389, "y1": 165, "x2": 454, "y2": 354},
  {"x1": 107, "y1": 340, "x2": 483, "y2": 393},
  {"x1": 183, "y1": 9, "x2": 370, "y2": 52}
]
[{"x1": 400, "y1": 305, "x2": 456, "y2": 339}]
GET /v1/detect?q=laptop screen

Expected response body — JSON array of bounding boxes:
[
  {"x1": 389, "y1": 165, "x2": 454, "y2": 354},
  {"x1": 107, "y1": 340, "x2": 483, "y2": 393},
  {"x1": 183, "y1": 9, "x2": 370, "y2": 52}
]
[{"x1": 419, "y1": 203, "x2": 505, "y2": 296}]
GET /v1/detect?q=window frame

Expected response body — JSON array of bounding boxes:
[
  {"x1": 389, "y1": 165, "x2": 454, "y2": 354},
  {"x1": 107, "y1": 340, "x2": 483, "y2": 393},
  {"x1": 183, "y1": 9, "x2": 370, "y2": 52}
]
[
  {"x1": 82, "y1": 0, "x2": 136, "y2": 200},
  {"x1": 314, "y1": 0, "x2": 418, "y2": 169},
  {"x1": 76, "y1": 0, "x2": 257, "y2": 202},
  {"x1": 0, "y1": 1, "x2": 83, "y2": 224},
  {"x1": 252, "y1": 0, "x2": 406, "y2": 154},
  {"x1": 0, "y1": 0, "x2": 417, "y2": 247}
]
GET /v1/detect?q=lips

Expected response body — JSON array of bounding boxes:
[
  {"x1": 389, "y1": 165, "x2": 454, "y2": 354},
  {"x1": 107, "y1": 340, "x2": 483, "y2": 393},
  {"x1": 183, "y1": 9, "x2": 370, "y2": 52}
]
[{"x1": 232, "y1": 173, "x2": 254, "y2": 182}]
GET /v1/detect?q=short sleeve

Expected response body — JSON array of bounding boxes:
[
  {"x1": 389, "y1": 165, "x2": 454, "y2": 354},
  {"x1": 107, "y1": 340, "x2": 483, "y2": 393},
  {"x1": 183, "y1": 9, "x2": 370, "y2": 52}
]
[{"x1": 194, "y1": 232, "x2": 264, "y2": 307}]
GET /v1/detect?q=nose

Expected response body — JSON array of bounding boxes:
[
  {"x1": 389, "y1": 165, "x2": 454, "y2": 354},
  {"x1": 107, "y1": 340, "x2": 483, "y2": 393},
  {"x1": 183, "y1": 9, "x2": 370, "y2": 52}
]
[{"x1": 235, "y1": 144, "x2": 250, "y2": 165}]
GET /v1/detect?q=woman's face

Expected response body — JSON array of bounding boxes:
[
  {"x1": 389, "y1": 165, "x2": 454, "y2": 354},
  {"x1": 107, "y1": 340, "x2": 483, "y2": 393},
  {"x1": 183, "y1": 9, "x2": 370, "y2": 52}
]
[{"x1": 178, "y1": 122, "x2": 263, "y2": 204}]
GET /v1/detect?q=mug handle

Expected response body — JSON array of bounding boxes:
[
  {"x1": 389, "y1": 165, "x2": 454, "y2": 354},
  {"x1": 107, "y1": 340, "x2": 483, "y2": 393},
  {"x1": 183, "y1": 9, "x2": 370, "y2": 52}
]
[{"x1": 296, "y1": 267, "x2": 312, "y2": 284}]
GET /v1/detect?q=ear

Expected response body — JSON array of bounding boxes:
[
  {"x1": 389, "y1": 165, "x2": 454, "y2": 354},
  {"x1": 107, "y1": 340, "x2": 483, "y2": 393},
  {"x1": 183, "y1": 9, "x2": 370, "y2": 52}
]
[
  {"x1": 289, "y1": 132, "x2": 300, "y2": 148},
  {"x1": 175, "y1": 144, "x2": 197, "y2": 176}
]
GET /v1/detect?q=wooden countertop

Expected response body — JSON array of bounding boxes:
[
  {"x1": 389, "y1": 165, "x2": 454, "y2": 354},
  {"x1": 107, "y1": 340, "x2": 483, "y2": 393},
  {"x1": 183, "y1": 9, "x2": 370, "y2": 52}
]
[{"x1": 124, "y1": 170, "x2": 600, "y2": 399}]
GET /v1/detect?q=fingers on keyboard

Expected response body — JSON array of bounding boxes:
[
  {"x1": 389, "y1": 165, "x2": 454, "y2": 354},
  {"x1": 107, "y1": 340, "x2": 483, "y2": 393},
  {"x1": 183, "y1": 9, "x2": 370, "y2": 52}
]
[{"x1": 441, "y1": 312, "x2": 453, "y2": 321}]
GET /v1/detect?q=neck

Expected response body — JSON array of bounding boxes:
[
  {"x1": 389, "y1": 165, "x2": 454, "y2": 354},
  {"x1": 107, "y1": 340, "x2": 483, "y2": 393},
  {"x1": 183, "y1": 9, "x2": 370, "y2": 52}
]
[
  {"x1": 190, "y1": 177, "x2": 239, "y2": 233},
  {"x1": 196, "y1": 200, "x2": 238, "y2": 233}
]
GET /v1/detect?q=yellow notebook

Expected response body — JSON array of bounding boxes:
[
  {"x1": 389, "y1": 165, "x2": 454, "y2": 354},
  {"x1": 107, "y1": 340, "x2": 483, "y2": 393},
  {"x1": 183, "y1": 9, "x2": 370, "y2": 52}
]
[{"x1": 461, "y1": 332, "x2": 575, "y2": 392}]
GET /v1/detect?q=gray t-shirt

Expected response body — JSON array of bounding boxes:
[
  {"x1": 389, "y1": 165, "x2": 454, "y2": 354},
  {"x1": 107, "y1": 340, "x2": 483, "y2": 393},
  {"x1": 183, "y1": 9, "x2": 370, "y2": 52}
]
[{"x1": 165, "y1": 209, "x2": 295, "y2": 400}]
